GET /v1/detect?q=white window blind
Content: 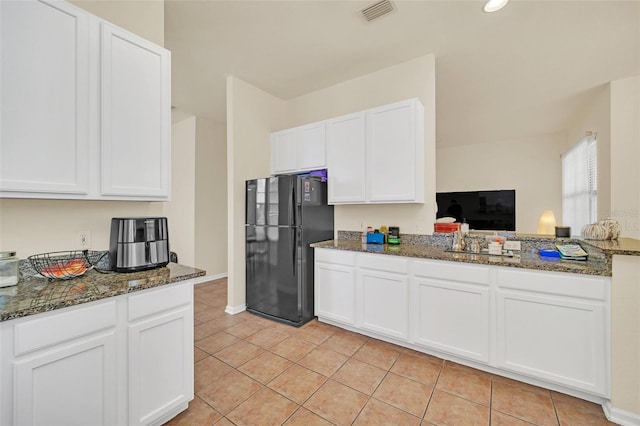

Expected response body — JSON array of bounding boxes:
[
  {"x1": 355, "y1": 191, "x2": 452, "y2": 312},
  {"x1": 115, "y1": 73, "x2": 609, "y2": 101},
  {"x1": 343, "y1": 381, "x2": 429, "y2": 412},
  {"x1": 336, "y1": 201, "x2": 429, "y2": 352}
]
[{"x1": 562, "y1": 136, "x2": 597, "y2": 236}]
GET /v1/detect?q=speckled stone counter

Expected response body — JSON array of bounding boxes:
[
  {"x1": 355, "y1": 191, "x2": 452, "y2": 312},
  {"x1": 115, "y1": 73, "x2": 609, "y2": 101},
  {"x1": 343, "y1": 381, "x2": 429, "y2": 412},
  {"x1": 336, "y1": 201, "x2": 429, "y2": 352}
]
[
  {"x1": 312, "y1": 239, "x2": 611, "y2": 276},
  {"x1": 581, "y1": 237, "x2": 640, "y2": 256},
  {"x1": 0, "y1": 263, "x2": 205, "y2": 322}
]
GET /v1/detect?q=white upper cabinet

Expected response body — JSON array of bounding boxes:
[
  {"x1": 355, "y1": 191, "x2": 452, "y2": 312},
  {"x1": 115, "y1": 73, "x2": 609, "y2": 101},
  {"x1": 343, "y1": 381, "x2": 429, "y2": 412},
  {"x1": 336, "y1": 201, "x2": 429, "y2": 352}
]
[
  {"x1": 271, "y1": 121, "x2": 326, "y2": 175},
  {"x1": 0, "y1": 0, "x2": 90, "y2": 195},
  {"x1": 100, "y1": 23, "x2": 171, "y2": 198},
  {"x1": 271, "y1": 129, "x2": 298, "y2": 174},
  {"x1": 0, "y1": 0, "x2": 171, "y2": 200},
  {"x1": 297, "y1": 122, "x2": 326, "y2": 171},
  {"x1": 327, "y1": 99, "x2": 425, "y2": 205},
  {"x1": 367, "y1": 100, "x2": 424, "y2": 203},
  {"x1": 326, "y1": 112, "x2": 366, "y2": 203}
]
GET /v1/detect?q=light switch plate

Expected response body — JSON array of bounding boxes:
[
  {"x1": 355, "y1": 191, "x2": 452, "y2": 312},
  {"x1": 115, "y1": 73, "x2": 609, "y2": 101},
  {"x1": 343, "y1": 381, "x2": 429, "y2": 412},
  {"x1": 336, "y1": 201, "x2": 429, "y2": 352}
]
[{"x1": 503, "y1": 240, "x2": 521, "y2": 251}]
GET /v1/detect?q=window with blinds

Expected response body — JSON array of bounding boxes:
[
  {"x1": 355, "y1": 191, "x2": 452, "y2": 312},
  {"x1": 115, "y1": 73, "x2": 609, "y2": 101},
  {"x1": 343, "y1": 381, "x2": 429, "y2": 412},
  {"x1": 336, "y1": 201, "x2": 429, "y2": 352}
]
[{"x1": 562, "y1": 136, "x2": 597, "y2": 236}]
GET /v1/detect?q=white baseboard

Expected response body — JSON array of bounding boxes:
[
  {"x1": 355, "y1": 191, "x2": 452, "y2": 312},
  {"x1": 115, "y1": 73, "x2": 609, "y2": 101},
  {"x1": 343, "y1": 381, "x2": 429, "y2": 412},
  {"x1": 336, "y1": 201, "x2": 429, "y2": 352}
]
[
  {"x1": 225, "y1": 304, "x2": 246, "y2": 315},
  {"x1": 193, "y1": 273, "x2": 228, "y2": 285},
  {"x1": 604, "y1": 401, "x2": 640, "y2": 426}
]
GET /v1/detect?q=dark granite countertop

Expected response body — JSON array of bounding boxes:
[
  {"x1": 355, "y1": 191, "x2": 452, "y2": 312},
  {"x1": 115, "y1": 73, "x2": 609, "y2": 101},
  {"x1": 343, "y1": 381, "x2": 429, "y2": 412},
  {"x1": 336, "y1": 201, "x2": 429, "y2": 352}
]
[
  {"x1": 0, "y1": 263, "x2": 205, "y2": 322},
  {"x1": 312, "y1": 240, "x2": 611, "y2": 277}
]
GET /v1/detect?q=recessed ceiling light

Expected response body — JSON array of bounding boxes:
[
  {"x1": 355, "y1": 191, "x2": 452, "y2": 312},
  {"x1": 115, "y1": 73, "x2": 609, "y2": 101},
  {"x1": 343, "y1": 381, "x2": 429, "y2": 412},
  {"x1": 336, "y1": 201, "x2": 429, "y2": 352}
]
[{"x1": 483, "y1": 0, "x2": 509, "y2": 13}]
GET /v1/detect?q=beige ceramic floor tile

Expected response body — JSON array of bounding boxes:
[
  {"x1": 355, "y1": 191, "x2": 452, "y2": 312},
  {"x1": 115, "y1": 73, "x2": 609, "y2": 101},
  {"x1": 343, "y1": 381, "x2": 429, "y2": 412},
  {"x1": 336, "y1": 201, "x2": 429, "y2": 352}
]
[
  {"x1": 424, "y1": 390, "x2": 490, "y2": 426},
  {"x1": 332, "y1": 358, "x2": 387, "y2": 395},
  {"x1": 213, "y1": 340, "x2": 264, "y2": 368},
  {"x1": 244, "y1": 327, "x2": 290, "y2": 349},
  {"x1": 270, "y1": 337, "x2": 317, "y2": 361},
  {"x1": 372, "y1": 372, "x2": 433, "y2": 418},
  {"x1": 353, "y1": 340, "x2": 401, "y2": 370},
  {"x1": 492, "y1": 381, "x2": 558, "y2": 426},
  {"x1": 194, "y1": 356, "x2": 233, "y2": 394},
  {"x1": 226, "y1": 387, "x2": 298, "y2": 426},
  {"x1": 390, "y1": 353, "x2": 442, "y2": 386},
  {"x1": 553, "y1": 399, "x2": 617, "y2": 426},
  {"x1": 551, "y1": 391, "x2": 608, "y2": 418},
  {"x1": 283, "y1": 407, "x2": 333, "y2": 426},
  {"x1": 224, "y1": 320, "x2": 265, "y2": 339},
  {"x1": 353, "y1": 398, "x2": 421, "y2": 426},
  {"x1": 293, "y1": 320, "x2": 338, "y2": 345},
  {"x1": 491, "y1": 410, "x2": 537, "y2": 425},
  {"x1": 319, "y1": 330, "x2": 368, "y2": 356},
  {"x1": 268, "y1": 364, "x2": 328, "y2": 405},
  {"x1": 304, "y1": 380, "x2": 368, "y2": 426},
  {"x1": 194, "y1": 346, "x2": 209, "y2": 363},
  {"x1": 198, "y1": 370, "x2": 262, "y2": 415},
  {"x1": 436, "y1": 362, "x2": 491, "y2": 406},
  {"x1": 163, "y1": 396, "x2": 222, "y2": 426},
  {"x1": 196, "y1": 331, "x2": 239, "y2": 355},
  {"x1": 298, "y1": 347, "x2": 348, "y2": 377},
  {"x1": 237, "y1": 351, "x2": 292, "y2": 384}
]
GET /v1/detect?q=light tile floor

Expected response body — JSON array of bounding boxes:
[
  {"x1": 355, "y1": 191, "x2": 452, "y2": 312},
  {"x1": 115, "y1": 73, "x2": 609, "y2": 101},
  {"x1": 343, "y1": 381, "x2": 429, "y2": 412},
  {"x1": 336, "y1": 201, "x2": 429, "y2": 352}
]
[{"x1": 165, "y1": 279, "x2": 617, "y2": 426}]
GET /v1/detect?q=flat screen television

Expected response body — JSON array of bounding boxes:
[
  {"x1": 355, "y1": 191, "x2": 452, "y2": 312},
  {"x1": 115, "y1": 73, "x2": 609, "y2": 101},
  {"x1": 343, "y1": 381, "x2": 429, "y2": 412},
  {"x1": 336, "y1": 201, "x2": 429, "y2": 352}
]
[{"x1": 436, "y1": 190, "x2": 516, "y2": 231}]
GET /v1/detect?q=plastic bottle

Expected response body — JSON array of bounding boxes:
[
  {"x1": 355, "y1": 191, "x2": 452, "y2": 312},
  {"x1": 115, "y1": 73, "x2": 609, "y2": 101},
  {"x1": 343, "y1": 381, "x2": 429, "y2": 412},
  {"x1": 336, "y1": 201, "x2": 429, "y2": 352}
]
[
  {"x1": 461, "y1": 218, "x2": 469, "y2": 235},
  {"x1": 380, "y1": 225, "x2": 388, "y2": 243}
]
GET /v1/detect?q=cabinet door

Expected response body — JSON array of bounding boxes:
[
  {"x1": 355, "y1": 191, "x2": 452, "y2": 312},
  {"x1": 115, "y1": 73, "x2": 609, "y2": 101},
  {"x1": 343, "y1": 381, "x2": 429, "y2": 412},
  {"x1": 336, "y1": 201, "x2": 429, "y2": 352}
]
[
  {"x1": 326, "y1": 112, "x2": 366, "y2": 204},
  {"x1": 101, "y1": 23, "x2": 171, "y2": 199},
  {"x1": 297, "y1": 122, "x2": 326, "y2": 171},
  {"x1": 413, "y1": 278, "x2": 490, "y2": 363},
  {"x1": 13, "y1": 331, "x2": 118, "y2": 426},
  {"x1": 128, "y1": 305, "x2": 194, "y2": 426},
  {"x1": 0, "y1": 0, "x2": 90, "y2": 195},
  {"x1": 366, "y1": 99, "x2": 423, "y2": 203},
  {"x1": 315, "y1": 262, "x2": 357, "y2": 326},
  {"x1": 271, "y1": 129, "x2": 298, "y2": 174},
  {"x1": 358, "y1": 268, "x2": 409, "y2": 341},
  {"x1": 496, "y1": 289, "x2": 607, "y2": 396}
]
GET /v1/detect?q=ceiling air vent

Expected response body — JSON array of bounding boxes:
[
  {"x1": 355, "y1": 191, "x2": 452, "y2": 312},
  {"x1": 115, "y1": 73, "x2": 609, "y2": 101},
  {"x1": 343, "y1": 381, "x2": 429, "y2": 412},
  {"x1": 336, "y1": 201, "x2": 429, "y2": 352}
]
[{"x1": 361, "y1": 0, "x2": 394, "y2": 22}]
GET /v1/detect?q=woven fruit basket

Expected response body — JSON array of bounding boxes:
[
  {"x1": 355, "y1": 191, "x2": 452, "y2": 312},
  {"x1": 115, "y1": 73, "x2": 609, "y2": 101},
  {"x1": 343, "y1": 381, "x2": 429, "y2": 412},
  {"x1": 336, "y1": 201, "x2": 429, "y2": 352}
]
[{"x1": 28, "y1": 250, "x2": 106, "y2": 280}]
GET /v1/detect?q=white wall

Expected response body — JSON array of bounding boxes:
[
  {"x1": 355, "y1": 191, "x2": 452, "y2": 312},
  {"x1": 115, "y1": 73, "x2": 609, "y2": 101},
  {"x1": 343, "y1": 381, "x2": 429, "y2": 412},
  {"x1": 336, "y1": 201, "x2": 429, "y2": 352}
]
[
  {"x1": 69, "y1": 0, "x2": 164, "y2": 46},
  {"x1": 286, "y1": 54, "x2": 437, "y2": 235},
  {"x1": 165, "y1": 116, "x2": 196, "y2": 267},
  {"x1": 609, "y1": 75, "x2": 640, "y2": 418},
  {"x1": 226, "y1": 76, "x2": 286, "y2": 311},
  {"x1": 436, "y1": 133, "x2": 565, "y2": 234},
  {"x1": 195, "y1": 118, "x2": 227, "y2": 277}
]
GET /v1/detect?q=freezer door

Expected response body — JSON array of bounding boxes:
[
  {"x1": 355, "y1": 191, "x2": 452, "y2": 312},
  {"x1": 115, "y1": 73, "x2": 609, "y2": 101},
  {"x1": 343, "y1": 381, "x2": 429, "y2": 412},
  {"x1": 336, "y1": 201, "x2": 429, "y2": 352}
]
[{"x1": 246, "y1": 224, "x2": 301, "y2": 323}]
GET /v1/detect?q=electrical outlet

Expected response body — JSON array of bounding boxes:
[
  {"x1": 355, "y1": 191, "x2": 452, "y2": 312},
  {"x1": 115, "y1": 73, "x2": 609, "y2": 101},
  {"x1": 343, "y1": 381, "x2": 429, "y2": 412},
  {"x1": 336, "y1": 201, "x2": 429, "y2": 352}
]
[{"x1": 77, "y1": 231, "x2": 91, "y2": 249}]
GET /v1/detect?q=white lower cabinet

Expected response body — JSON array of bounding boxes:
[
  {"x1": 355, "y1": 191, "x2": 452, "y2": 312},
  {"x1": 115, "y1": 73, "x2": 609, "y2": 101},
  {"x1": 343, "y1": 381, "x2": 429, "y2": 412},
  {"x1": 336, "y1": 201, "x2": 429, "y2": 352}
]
[
  {"x1": 128, "y1": 286, "x2": 193, "y2": 426},
  {"x1": 496, "y1": 268, "x2": 608, "y2": 397},
  {"x1": 314, "y1": 248, "x2": 610, "y2": 399},
  {"x1": 412, "y1": 260, "x2": 491, "y2": 363},
  {"x1": 357, "y1": 254, "x2": 409, "y2": 341},
  {"x1": 314, "y1": 249, "x2": 357, "y2": 326},
  {"x1": 0, "y1": 282, "x2": 194, "y2": 426}
]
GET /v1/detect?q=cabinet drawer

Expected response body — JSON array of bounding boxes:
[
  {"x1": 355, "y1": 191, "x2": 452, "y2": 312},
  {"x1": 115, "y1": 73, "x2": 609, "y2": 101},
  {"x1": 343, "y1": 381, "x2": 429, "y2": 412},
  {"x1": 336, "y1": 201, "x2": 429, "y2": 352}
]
[
  {"x1": 497, "y1": 268, "x2": 608, "y2": 300},
  {"x1": 413, "y1": 259, "x2": 491, "y2": 285},
  {"x1": 358, "y1": 253, "x2": 408, "y2": 274},
  {"x1": 128, "y1": 282, "x2": 193, "y2": 322},
  {"x1": 14, "y1": 301, "x2": 117, "y2": 356},
  {"x1": 315, "y1": 248, "x2": 356, "y2": 266}
]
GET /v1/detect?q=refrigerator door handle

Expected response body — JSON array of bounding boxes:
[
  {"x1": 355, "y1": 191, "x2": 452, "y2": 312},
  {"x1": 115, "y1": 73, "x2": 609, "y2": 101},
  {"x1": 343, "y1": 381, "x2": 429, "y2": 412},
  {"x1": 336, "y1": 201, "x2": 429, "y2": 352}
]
[
  {"x1": 291, "y1": 227, "x2": 297, "y2": 277},
  {"x1": 290, "y1": 185, "x2": 297, "y2": 227}
]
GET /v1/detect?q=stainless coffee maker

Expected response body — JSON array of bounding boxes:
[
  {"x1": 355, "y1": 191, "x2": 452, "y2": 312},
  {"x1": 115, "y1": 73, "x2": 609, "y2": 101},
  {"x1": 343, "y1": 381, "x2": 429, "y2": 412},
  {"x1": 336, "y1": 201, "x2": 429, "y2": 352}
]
[{"x1": 109, "y1": 217, "x2": 170, "y2": 272}]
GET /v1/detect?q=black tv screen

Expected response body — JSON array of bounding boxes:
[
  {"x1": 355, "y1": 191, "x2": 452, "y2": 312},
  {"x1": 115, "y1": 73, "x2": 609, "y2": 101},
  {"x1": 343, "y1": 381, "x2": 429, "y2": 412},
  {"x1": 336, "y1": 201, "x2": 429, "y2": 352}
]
[{"x1": 436, "y1": 190, "x2": 516, "y2": 231}]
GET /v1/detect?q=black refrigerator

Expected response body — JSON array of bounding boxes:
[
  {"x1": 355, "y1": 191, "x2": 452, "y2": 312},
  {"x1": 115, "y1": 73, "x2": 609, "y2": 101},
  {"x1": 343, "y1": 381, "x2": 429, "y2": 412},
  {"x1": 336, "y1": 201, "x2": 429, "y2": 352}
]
[{"x1": 245, "y1": 175, "x2": 334, "y2": 327}]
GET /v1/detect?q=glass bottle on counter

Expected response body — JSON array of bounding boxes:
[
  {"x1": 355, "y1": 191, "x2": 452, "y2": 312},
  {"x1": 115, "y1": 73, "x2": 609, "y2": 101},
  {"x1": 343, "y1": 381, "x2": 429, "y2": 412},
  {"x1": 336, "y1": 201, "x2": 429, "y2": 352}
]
[{"x1": 0, "y1": 251, "x2": 19, "y2": 287}]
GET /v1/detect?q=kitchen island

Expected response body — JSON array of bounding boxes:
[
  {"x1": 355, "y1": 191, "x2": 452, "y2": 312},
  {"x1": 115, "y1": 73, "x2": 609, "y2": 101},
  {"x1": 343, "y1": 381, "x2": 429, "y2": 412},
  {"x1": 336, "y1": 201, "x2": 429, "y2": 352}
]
[
  {"x1": 312, "y1": 233, "x2": 615, "y2": 410},
  {"x1": 0, "y1": 263, "x2": 205, "y2": 426}
]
